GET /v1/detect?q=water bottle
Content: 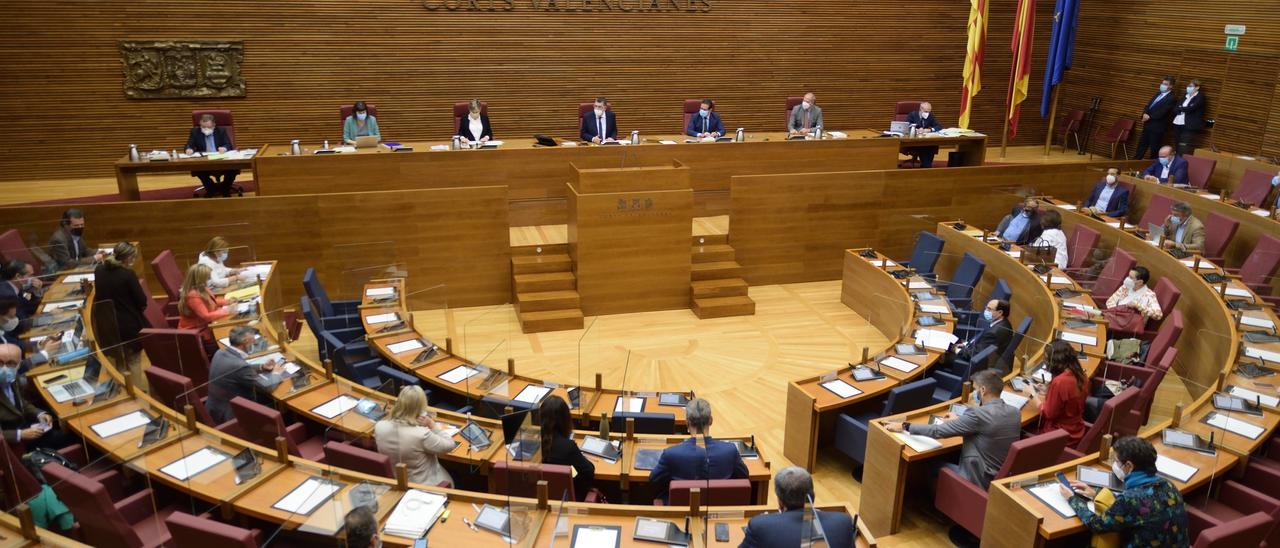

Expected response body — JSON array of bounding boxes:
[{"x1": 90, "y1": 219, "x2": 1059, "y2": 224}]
[
  {"x1": 322, "y1": 139, "x2": 330, "y2": 150},
  {"x1": 452, "y1": 136, "x2": 461, "y2": 150},
  {"x1": 290, "y1": 140, "x2": 301, "y2": 156},
  {"x1": 170, "y1": 149, "x2": 178, "y2": 160},
  {"x1": 630, "y1": 130, "x2": 639, "y2": 145},
  {"x1": 736, "y1": 128, "x2": 745, "y2": 142},
  {"x1": 128, "y1": 144, "x2": 139, "y2": 162},
  {"x1": 908, "y1": 124, "x2": 917, "y2": 138},
  {"x1": 814, "y1": 126, "x2": 823, "y2": 140}
]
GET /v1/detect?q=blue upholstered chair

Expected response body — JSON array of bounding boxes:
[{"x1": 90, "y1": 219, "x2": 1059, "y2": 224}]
[{"x1": 833, "y1": 378, "x2": 939, "y2": 471}]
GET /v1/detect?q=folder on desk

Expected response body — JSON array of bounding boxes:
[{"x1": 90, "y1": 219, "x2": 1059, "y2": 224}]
[{"x1": 225, "y1": 285, "x2": 260, "y2": 301}]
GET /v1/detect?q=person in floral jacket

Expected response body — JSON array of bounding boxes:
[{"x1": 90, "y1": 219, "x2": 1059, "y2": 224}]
[{"x1": 1062, "y1": 436, "x2": 1190, "y2": 547}]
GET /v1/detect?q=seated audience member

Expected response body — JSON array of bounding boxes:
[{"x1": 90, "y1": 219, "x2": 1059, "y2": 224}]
[
  {"x1": 1023, "y1": 340, "x2": 1086, "y2": 445},
  {"x1": 904, "y1": 101, "x2": 944, "y2": 167},
  {"x1": 788, "y1": 92, "x2": 823, "y2": 136},
  {"x1": 457, "y1": 99, "x2": 493, "y2": 144},
  {"x1": 343, "y1": 506, "x2": 380, "y2": 548},
  {"x1": 650, "y1": 398, "x2": 749, "y2": 502},
  {"x1": 580, "y1": 96, "x2": 618, "y2": 144},
  {"x1": 995, "y1": 198, "x2": 1043, "y2": 245},
  {"x1": 0, "y1": 297, "x2": 58, "y2": 370},
  {"x1": 374, "y1": 385, "x2": 457, "y2": 488},
  {"x1": 1159, "y1": 201, "x2": 1204, "y2": 255},
  {"x1": 885, "y1": 369, "x2": 1020, "y2": 488},
  {"x1": 184, "y1": 113, "x2": 239, "y2": 198},
  {"x1": 1270, "y1": 171, "x2": 1279, "y2": 210},
  {"x1": 343, "y1": 101, "x2": 381, "y2": 145},
  {"x1": 1083, "y1": 168, "x2": 1130, "y2": 218},
  {"x1": 206, "y1": 326, "x2": 283, "y2": 424},
  {"x1": 1103, "y1": 266, "x2": 1161, "y2": 335},
  {"x1": 1031, "y1": 209, "x2": 1069, "y2": 270},
  {"x1": 92, "y1": 242, "x2": 150, "y2": 388},
  {"x1": 947, "y1": 299, "x2": 1013, "y2": 373},
  {"x1": 176, "y1": 264, "x2": 234, "y2": 350},
  {"x1": 686, "y1": 98, "x2": 725, "y2": 139},
  {"x1": 1140, "y1": 146, "x2": 1188, "y2": 186},
  {"x1": 0, "y1": 260, "x2": 43, "y2": 320},
  {"x1": 1061, "y1": 436, "x2": 1190, "y2": 546},
  {"x1": 47, "y1": 209, "x2": 103, "y2": 272},
  {"x1": 198, "y1": 236, "x2": 244, "y2": 289},
  {"x1": 539, "y1": 394, "x2": 595, "y2": 501},
  {"x1": 0, "y1": 343, "x2": 74, "y2": 450},
  {"x1": 740, "y1": 466, "x2": 855, "y2": 548}
]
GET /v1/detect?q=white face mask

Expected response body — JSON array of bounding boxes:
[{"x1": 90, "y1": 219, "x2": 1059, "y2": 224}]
[
  {"x1": 1, "y1": 316, "x2": 18, "y2": 332},
  {"x1": 201, "y1": 127, "x2": 214, "y2": 136},
  {"x1": 1111, "y1": 460, "x2": 1127, "y2": 481},
  {"x1": 802, "y1": 101, "x2": 812, "y2": 110},
  {"x1": 1105, "y1": 175, "x2": 1117, "y2": 184},
  {"x1": 356, "y1": 112, "x2": 368, "y2": 121},
  {"x1": 1272, "y1": 175, "x2": 1279, "y2": 187},
  {"x1": 217, "y1": 251, "x2": 229, "y2": 262},
  {"x1": 920, "y1": 112, "x2": 930, "y2": 119},
  {"x1": 1122, "y1": 277, "x2": 1135, "y2": 290},
  {"x1": 594, "y1": 108, "x2": 605, "y2": 118}
]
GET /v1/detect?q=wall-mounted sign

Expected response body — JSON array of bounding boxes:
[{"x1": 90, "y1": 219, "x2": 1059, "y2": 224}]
[
  {"x1": 1224, "y1": 25, "x2": 1246, "y2": 36},
  {"x1": 1225, "y1": 36, "x2": 1239, "y2": 52},
  {"x1": 421, "y1": 0, "x2": 711, "y2": 12},
  {"x1": 119, "y1": 41, "x2": 245, "y2": 99}
]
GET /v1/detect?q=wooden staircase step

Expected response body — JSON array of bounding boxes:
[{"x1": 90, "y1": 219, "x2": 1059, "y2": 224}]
[
  {"x1": 517, "y1": 290, "x2": 581, "y2": 312},
  {"x1": 519, "y1": 309, "x2": 584, "y2": 332},
  {"x1": 514, "y1": 272, "x2": 576, "y2": 292},
  {"x1": 691, "y1": 244, "x2": 735, "y2": 263},
  {"x1": 511, "y1": 244, "x2": 569, "y2": 256},
  {"x1": 692, "y1": 234, "x2": 729, "y2": 245},
  {"x1": 511, "y1": 253, "x2": 572, "y2": 274},
  {"x1": 691, "y1": 278, "x2": 749, "y2": 299},
  {"x1": 691, "y1": 261, "x2": 742, "y2": 281},
  {"x1": 692, "y1": 296, "x2": 756, "y2": 319}
]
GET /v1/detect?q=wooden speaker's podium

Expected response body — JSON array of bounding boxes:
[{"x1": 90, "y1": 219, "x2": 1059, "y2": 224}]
[{"x1": 568, "y1": 159, "x2": 693, "y2": 316}]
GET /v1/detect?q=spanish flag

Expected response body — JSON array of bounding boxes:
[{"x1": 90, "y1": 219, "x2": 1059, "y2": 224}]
[
  {"x1": 1006, "y1": 0, "x2": 1036, "y2": 140},
  {"x1": 958, "y1": 0, "x2": 988, "y2": 130}
]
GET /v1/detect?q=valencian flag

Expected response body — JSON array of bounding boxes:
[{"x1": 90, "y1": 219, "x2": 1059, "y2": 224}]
[
  {"x1": 958, "y1": 0, "x2": 989, "y2": 129},
  {"x1": 1041, "y1": 0, "x2": 1079, "y2": 117},
  {"x1": 1005, "y1": 0, "x2": 1036, "y2": 140}
]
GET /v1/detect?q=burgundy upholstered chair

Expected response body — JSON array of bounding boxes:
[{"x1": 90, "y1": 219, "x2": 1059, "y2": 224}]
[
  {"x1": 45, "y1": 462, "x2": 178, "y2": 548},
  {"x1": 1089, "y1": 247, "x2": 1136, "y2": 305},
  {"x1": 165, "y1": 511, "x2": 261, "y2": 548},
  {"x1": 934, "y1": 429, "x2": 1071, "y2": 537},
  {"x1": 1201, "y1": 212, "x2": 1239, "y2": 266},
  {"x1": 452, "y1": 101, "x2": 488, "y2": 133},
  {"x1": 1234, "y1": 169, "x2": 1276, "y2": 207},
  {"x1": 1183, "y1": 154, "x2": 1216, "y2": 189},
  {"x1": 149, "y1": 250, "x2": 184, "y2": 316},
  {"x1": 138, "y1": 328, "x2": 211, "y2": 391},
  {"x1": 1062, "y1": 386, "x2": 1140, "y2": 460},
  {"x1": 323, "y1": 441, "x2": 393, "y2": 479},
  {"x1": 663, "y1": 479, "x2": 753, "y2": 507},
  {"x1": 228, "y1": 397, "x2": 326, "y2": 461},
  {"x1": 1193, "y1": 512, "x2": 1274, "y2": 548}
]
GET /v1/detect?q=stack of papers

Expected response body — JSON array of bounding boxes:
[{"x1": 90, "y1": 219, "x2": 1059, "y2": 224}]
[
  {"x1": 225, "y1": 285, "x2": 260, "y2": 301},
  {"x1": 914, "y1": 329, "x2": 958, "y2": 351},
  {"x1": 90, "y1": 411, "x2": 152, "y2": 438},
  {"x1": 657, "y1": 140, "x2": 678, "y2": 145},
  {"x1": 1245, "y1": 346, "x2": 1280, "y2": 363},
  {"x1": 1155, "y1": 454, "x2": 1197, "y2": 483},
  {"x1": 382, "y1": 489, "x2": 447, "y2": 538},
  {"x1": 62, "y1": 274, "x2": 93, "y2": 284},
  {"x1": 1000, "y1": 391, "x2": 1030, "y2": 409},
  {"x1": 918, "y1": 303, "x2": 951, "y2": 314},
  {"x1": 894, "y1": 432, "x2": 942, "y2": 452},
  {"x1": 240, "y1": 263, "x2": 273, "y2": 279}
]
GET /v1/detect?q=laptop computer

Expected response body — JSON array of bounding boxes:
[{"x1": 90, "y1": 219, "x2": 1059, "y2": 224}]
[
  {"x1": 1147, "y1": 223, "x2": 1164, "y2": 244},
  {"x1": 46, "y1": 355, "x2": 103, "y2": 403},
  {"x1": 889, "y1": 120, "x2": 910, "y2": 134},
  {"x1": 354, "y1": 135, "x2": 380, "y2": 148}
]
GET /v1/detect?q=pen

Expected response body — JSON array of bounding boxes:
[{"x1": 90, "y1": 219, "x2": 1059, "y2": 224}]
[{"x1": 462, "y1": 517, "x2": 478, "y2": 531}]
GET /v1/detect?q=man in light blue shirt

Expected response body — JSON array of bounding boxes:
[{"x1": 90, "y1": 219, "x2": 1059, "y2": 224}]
[{"x1": 994, "y1": 198, "x2": 1042, "y2": 245}]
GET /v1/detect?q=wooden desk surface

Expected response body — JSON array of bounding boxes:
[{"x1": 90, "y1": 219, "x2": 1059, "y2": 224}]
[
  {"x1": 233, "y1": 463, "x2": 403, "y2": 535},
  {"x1": 63, "y1": 397, "x2": 189, "y2": 463},
  {"x1": 124, "y1": 431, "x2": 284, "y2": 504}
]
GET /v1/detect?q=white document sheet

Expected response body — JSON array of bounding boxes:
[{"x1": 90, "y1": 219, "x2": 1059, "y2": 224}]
[
  {"x1": 1061, "y1": 332, "x2": 1097, "y2": 346},
  {"x1": 879, "y1": 356, "x2": 919, "y2": 373},
  {"x1": 61, "y1": 274, "x2": 94, "y2": 284},
  {"x1": 820, "y1": 379, "x2": 862, "y2": 399},
  {"x1": 614, "y1": 397, "x2": 644, "y2": 413},
  {"x1": 364, "y1": 313, "x2": 399, "y2": 324},
  {"x1": 513, "y1": 384, "x2": 552, "y2": 404},
  {"x1": 1105, "y1": 222, "x2": 1122, "y2": 228},
  {"x1": 1224, "y1": 287, "x2": 1253, "y2": 298},
  {"x1": 1240, "y1": 315, "x2": 1275, "y2": 329},
  {"x1": 894, "y1": 432, "x2": 942, "y2": 452},
  {"x1": 438, "y1": 365, "x2": 480, "y2": 384},
  {"x1": 42, "y1": 300, "x2": 83, "y2": 312},
  {"x1": 1155, "y1": 454, "x2": 1198, "y2": 483},
  {"x1": 918, "y1": 303, "x2": 951, "y2": 315},
  {"x1": 382, "y1": 489, "x2": 447, "y2": 538},
  {"x1": 386, "y1": 339, "x2": 424, "y2": 354},
  {"x1": 160, "y1": 447, "x2": 228, "y2": 481},
  {"x1": 869, "y1": 260, "x2": 897, "y2": 267},
  {"x1": 914, "y1": 329, "x2": 958, "y2": 351},
  {"x1": 1205, "y1": 412, "x2": 1265, "y2": 440},
  {"x1": 1058, "y1": 204, "x2": 1078, "y2": 210},
  {"x1": 1000, "y1": 391, "x2": 1030, "y2": 410},
  {"x1": 908, "y1": 281, "x2": 932, "y2": 290},
  {"x1": 1244, "y1": 346, "x2": 1280, "y2": 363},
  {"x1": 312, "y1": 395, "x2": 359, "y2": 419},
  {"x1": 89, "y1": 411, "x2": 151, "y2": 438},
  {"x1": 1027, "y1": 483, "x2": 1092, "y2": 517},
  {"x1": 271, "y1": 477, "x2": 342, "y2": 515},
  {"x1": 572, "y1": 526, "x2": 620, "y2": 548},
  {"x1": 1049, "y1": 276, "x2": 1073, "y2": 285},
  {"x1": 1227, "y1": 386, "x2": 1279, "y2": 408},
  {"x1": 1252, "y1": 209, "x2": 1271, "y2": 217},
  {"x1": 365, "y1": 287, "x2": 396, "y2": 297}
]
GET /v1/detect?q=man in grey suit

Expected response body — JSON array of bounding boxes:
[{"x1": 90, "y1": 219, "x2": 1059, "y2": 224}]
[
  {"x1": 788, "y1": 92, "x2": 823, "y2": 136},
  {"x1": 207, "y1": 325, "x2": 284, "y2": 424},
  {"x1": 740, "y1": 466, "x2": 855, "y2": 548},
  {"x1": 885, "y1": 369, "x2": 1019, "y2": 488},
  {"x1": 47, "y1": 208, "x2": 102, "y2": 272}
]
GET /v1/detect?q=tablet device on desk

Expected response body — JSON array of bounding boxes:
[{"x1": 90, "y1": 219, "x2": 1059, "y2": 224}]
[
  {"x1": 658, "y1": 392, "x2": 689, "y2": 407},
  {"x1": 354, "y1": 398, "x2": 387, "y2": 421},
  {"x1": 459, "y1": 420, "x2": 491, "y2": 450},
  {"x1": 231, "y1": 448, "x2": 261, "y2": 485},
  {"x1": 290, "y1": 372, "x2": 311, "y2": 391},
  {"x1": 571, "y1": 524, "x2": 621, "y2": 548},
  {"x1": 579, "y1": 435, "x2": 621, "y2": 461},
  {"x1": 1212, "y1": 393, "x2": 1264, "y2": 416},
  {"x1": 567, "y1": 386, "x2": 581, "y2": 409},
  {"x1": 729, "y1": 439, "x2": 759, "y2": 459},
  {"x1": 916, "y1": 315, "x2": 944, "y2": 327},
  {"x1": 633, "y1": 517, "x2": 690, "y2": 546},
  {"x1": 895, "y1": 343, "x2": 925, "y2": 356},
  {"x1": 852, "y1": 366, "x2": 885, "y2": 382},
  {"x1": 137, "y1": 417, "x2": 170, "y2": 448},
  {"x1": 633, "y1": 449, "x2": 661, "y2": 470},
  {"x1": 1161, "y1": 428, "x2": 1215, "y2": 454},
  {"x1": 1243, "y1": 331, "x2": 1280, "y2": 344},
  {"x1": 1075, "y1": 465, "x2": 1124, "y2": 490}
]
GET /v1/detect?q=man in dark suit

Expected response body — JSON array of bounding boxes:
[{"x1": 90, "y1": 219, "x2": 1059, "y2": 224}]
[
  {"x1": 1135, "y1": 77, "x2": 1176, "y2": 160},
  {"x1": 740, "y1": 466, "x2": 855, "y2": 548},
  {"x1": 994, "y1": 198, "x2": 1043, "y2": 245},
  {"x1": 649, "y1": 398, "x2": 749, "y2": 503},
  {"x1": 685, "y1": 98, "x2": 725, "y2": 139},
  {"x1": 185, "y1": 113, "x2": 239, "y2": 198},
  {"x1": 904, "y1": 102, "x2": 944, "y2": 167},
  {"x1": 1083, "y1": 168, "x2": 1131, "y2": 218},
  {"x1": 580, "y1": 96, "x2": 618, "y2": 143},
  {"x1": 1141, "y1": 146, "x2": 1189, "y2": 186},
  {"x1": 948, "y1": 299, "x2": 1013, "y2": 373},
  {"x1": 46, "y1": 209, "x2": 99, "y2": 272},
  {"x1": 0, "y1": 261, "x2": 43, "y2": 321},
  {"x1": 1171, "y1": 79, "x2": 1206, "y2": 155},
  {"x1": 206, "y1": 326, "x2": 283, "y2": 424},
  {"x1": 0, "y1": 344, "x2": 72, "y2": 450},
  {"x1": 0, "y1": 297, "x2": 56, "y2": 371}
]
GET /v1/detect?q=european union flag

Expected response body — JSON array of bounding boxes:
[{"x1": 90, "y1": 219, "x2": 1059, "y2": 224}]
[{"x1": 1041, "y1": 0, "x2": 1079, "y2": 117}]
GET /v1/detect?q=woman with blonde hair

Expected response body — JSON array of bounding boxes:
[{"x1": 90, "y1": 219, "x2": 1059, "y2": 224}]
[
  {"x1": 92, "y1": 242, "x2": 151, "y2": 387},
  {"x1": 197, "y1": 236, "x2": 243, "y2": 289},
  {"x1": 176, "y1": 263, "x2": 233, "y2": 349},
  {"x1": 374, "y1": 385, "x2": 457, "y2": 487}
]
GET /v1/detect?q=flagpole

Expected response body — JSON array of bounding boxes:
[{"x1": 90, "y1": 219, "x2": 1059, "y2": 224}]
[
  {"x1": 1043, "y1": 84, "x2": 1061, "y2": 156},
  {"x1": 1000, "y1": 112, "x2": 1010, "y2": 159}
]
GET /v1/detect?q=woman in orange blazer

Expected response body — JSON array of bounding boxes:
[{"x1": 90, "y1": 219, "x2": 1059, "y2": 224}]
[{"x1": 176, "y1": 264, "x2": 234, "y2": 350}]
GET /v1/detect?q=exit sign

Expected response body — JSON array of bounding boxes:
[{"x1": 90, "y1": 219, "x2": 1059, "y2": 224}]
[
  {"x1": 1225, "y1": 36, "x2": 1239, "y2": 51},
  {"x1": 1224, "y1": 25, "x2": 1246, "y2": 35}
]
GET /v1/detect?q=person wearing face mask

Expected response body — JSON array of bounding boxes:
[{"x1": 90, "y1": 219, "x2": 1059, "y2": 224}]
[
  {"x1": 47, "y1": 209, "x2": 102, "y2": 272},
  {"x1": 197, "y1": 236, "x2": 244, "y2": 289},
  {"x1": 0, "y1": 297, "x2": 59, "y2": 371},
  {"x1": 788, "y1": 92, "x2": 823, "y2": 136},
  {"x1": 1159, "y1": 201, "x2": 1204, "y2": 255},
  {"x1": 1030, "y1": 209, "x2": 1069, "y2": 270},
  {"x1": 92, "y1": 242, "x2": 151, "y2": 388},
  {"x1": 1022, "y1": 340, "x2": 1086, "y2": 445},
  {"x1": 995, "y1": 198, "x2": 1044, "y2": 245},
  {"x1": 947, "y1": 299, "x2": 1014, "y2": 373},
  {"x1": 1104, "y1": 266, "x2": 1162, "y2": 335},
  {"x1": 206, "y1": 325, "x2": 283, "y2": 424},
  {"x1": 176, "y1": 264, "x2": 235, "y2": 352},
  {"x1": 1140, "y1": 145, "x2": 1189, "y2": 186},
  {"x1": 685, "y1": 98, "x2": 725, "y2": 139},
  {"x1": 885, "y1": 369, "x2": 1020, "y2": 489},
  {"x1": 739, "y1": 466, "x2": 855, "y2": 548},
  {"x1": 1269, "y1": 171, "x2": 1280, "y2": 213},
  {"x1": 343, "y1": 506, "x2": 381, "y2": 548},
  {"x1": 456, "y1": 99, "x2": 493, "y2": 145},
  {"x1": 0, "y1": 344, "x2": 74, "y2": 450},
  {"x1": 343, "y1": 100, "x2": 381, "y2": 146},
  {"x1": 580, "y1": 96, "x2": 618, "y2": 144},
  {"x1": 903, "y1": 101, "x2": 944, "y2": 167},
  {"x1": 1135, "y1": 77, "x2": 1177, "y2": 160},
  {"x1": 184, "y1": 113, "x2": 239, "y2": 198},
  {"x1": 1061, "y1": 436, "x2": 1189, "y2": 547},
  {"x1": 1170, "y1": 79, "x2": 1206, "y2": 155},
  {"x1": 1083, "y1": 168, "x2": 1131, "y2": 218},
  {"x1": 0, "y1": 260, "x2": 44, "y2": 321}
]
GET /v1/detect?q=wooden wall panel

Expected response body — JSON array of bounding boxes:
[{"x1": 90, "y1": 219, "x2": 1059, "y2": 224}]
[
  {"x1": 728, "y1": 160, "x2": 1147, "y2": 285},
  {"x1": 0, "y1": 0, "x2": 1060, "y2": 182},
  {"x1": 0, "y1": 187, "x2": 512, "y2": 309},
  {"x1": 1058, "y1": 1, "x2": 1280, "y2": 159}
]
